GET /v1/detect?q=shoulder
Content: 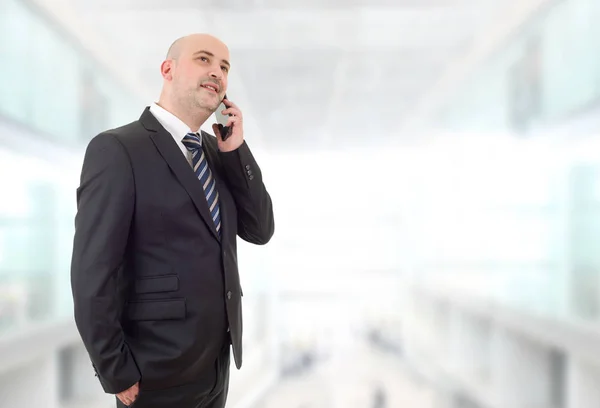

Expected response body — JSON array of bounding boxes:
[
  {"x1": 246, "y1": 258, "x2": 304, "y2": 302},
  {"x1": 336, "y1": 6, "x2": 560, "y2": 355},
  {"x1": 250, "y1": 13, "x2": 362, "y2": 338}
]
[{"x1": 86, "y1": 120, "x2": 147, "y2": 153}]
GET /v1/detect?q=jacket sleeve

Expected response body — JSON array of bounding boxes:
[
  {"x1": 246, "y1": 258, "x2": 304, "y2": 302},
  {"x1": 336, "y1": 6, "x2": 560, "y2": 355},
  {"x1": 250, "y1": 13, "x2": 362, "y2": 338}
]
[
  {"x1": 219, "y1": 140, "x2": 275, "y2": 245},
  {"x1": 70, "y1": 133, "x2": 141, "y2": 394}
]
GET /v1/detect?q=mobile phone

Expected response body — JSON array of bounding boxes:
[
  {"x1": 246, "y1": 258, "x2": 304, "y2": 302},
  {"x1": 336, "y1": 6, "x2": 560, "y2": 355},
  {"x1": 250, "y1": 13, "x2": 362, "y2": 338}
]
[{"x1": 215, "y1": 94, "x2": 232, "y2": 141}]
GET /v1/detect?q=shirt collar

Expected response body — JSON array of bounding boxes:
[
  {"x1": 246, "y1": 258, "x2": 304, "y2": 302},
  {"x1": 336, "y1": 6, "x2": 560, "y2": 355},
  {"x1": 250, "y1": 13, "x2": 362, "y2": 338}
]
[{"x1": 149, "y1": 102, "x2": 201, "y2": 146}]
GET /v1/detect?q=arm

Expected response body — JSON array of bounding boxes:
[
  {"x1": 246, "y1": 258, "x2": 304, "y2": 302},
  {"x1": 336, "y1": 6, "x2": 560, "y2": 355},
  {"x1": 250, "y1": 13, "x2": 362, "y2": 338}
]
[
  {"x1": 70, "y1": 133, "x2": 140, "y2": 394},
  {"x1": 219, "y1": 140, "x2": 275, "y2": 245}
]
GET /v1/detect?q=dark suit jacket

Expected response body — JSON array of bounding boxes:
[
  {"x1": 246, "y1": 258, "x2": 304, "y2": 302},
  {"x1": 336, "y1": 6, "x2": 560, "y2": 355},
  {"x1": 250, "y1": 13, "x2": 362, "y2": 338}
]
[{"x1": 70, "y1": 107, "x2": 274, "y2": 394}]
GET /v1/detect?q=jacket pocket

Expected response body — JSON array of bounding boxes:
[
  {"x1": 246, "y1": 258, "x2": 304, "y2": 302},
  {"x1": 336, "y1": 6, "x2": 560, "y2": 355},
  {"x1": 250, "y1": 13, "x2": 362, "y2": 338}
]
[{"x1": 126, "y1": 298, "x2": 186, "y2": 321}]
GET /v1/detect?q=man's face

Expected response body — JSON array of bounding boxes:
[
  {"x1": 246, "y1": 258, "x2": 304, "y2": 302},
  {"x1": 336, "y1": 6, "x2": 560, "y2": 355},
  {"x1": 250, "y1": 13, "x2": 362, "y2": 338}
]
[{"x1": 169, "y1": 36, "x2": 230, "y2": 113}]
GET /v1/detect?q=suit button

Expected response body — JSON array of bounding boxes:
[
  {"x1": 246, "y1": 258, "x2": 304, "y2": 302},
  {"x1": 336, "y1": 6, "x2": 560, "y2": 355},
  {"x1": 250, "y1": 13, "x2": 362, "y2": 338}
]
[
  {"x1": 249, "y1": 175, "x2": 254, "y2": 180},
  {"x1": 227, "y1": 291, "x2": 232, "y2": 300},
  {"x1": 245, "y1": 165, "x2": 251, "y2": 170}
]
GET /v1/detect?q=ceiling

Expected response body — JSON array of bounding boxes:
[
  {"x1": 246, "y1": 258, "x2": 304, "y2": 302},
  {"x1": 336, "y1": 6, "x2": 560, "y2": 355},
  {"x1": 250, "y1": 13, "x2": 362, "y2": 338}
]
[{"x1": 69, "y1": 0, "x2": 514, "y2": 149}]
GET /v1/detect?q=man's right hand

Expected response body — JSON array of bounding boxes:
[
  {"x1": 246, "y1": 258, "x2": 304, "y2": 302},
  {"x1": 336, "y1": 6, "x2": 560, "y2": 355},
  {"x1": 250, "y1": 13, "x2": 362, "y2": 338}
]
[{"x1": 117, "y1": 382, "x2": 139, "y2": 406}]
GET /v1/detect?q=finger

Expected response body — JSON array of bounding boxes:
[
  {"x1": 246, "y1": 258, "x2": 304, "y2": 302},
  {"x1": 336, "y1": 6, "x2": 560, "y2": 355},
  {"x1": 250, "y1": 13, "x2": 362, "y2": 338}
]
[
  {"x1": 222, "y1": 98, "x2": 236, "y2": 108},
  {"x1": 221, "y1": 108, "x2": 241, "y2": 119},
  {"x1": 222, "y1": 100, "x2": 243, "y2": 115},
  {"x1": 226, "y1": 115, "x2": 241, "y2": 128},
  {"x1": 212, "y1": 123, "x2": 222, "y2": 140},
  {"x1": 125, "y1": 389, "x2": 138, "y2": 404}
]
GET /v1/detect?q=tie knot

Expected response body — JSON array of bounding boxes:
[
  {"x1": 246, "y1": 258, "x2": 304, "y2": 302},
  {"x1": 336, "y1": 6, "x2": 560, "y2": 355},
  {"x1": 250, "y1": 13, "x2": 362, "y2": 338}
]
[{"x1": 182, "y1": 132, "x2": 202, "y2": 151}]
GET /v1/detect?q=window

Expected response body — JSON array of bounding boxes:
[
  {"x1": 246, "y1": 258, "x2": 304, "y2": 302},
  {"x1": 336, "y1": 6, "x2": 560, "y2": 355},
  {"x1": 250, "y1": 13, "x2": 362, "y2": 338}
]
[
  {"x1": 0, "y1": 0, "x2": 143, "y2": 145},
  {"x1": 0, "y1": 147, "x2": 77, "y2": 335},
  {"x1": 508, "y1": 36, "x2": 543, "y2": 132}
]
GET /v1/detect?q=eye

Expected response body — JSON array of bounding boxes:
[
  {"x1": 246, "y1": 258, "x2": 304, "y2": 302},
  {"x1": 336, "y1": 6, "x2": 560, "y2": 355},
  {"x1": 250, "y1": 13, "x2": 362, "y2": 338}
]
[
  {"x1": 221, "y1": 66, "x2": 229, "y2": 72},
  {"x1": 198, "y1": 56, "x2": 209, "y2": 62}
]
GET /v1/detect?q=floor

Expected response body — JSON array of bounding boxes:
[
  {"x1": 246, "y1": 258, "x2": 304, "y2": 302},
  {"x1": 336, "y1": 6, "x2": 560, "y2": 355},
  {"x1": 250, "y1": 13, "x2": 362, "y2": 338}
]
[
  {"x1": 63, "y1": 339, "x2": 440, "y2": 408},
  {"x1": 252, "y1": 340, "x2": 438, "y2": 408}
]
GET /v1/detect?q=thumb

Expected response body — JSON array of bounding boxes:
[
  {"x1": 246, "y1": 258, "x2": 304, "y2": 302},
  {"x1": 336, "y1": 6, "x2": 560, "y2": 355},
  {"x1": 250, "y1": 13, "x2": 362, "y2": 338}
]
[{"x1": 212, "y1": 123, "x2": 222, "y2": 140}]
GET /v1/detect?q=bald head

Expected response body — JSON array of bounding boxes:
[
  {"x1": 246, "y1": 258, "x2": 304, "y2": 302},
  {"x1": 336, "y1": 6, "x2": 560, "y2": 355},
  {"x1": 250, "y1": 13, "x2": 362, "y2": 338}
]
[
  {"x1": 166, "y1": 33, "x2": 229, "y2": 61},
  {"x1": 158, "y1": 33, "x2": 231, "y2": 130}
]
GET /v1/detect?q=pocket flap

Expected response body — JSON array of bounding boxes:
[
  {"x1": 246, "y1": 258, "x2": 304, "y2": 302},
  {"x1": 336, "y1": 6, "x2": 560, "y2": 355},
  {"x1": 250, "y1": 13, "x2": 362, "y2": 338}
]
[
  {"x1": 126, "y1": 299, "x2": 186, "y2": 321},
  {"x1": 134, "y1": 275, "x2": 179, "y2": 294}
]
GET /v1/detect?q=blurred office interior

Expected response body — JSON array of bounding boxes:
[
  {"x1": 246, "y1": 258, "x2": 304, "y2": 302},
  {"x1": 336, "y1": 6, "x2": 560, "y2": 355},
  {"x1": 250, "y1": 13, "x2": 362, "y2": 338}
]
[{"x1": 2, "y1": 0, "x2": 600, "y2": 407}]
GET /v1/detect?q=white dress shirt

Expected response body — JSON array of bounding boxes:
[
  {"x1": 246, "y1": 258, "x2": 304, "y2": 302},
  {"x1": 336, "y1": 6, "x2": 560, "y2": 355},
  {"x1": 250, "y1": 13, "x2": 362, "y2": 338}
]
[{"x1": 149, "y1": 102, "x2": 199, "y2": 165}]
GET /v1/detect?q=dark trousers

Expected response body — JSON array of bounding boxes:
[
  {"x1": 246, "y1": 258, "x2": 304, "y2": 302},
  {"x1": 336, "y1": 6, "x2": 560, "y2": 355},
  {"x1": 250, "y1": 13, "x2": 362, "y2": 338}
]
[{"x1": 117, "y1": 342, "x2": 231, "y2": 408}]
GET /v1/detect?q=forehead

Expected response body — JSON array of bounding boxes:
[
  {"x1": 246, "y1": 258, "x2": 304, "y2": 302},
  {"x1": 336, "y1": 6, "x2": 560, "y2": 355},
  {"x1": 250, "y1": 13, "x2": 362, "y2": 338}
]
[{"x1": 184, "y1": 36, "x2": 230, "y2": 61}]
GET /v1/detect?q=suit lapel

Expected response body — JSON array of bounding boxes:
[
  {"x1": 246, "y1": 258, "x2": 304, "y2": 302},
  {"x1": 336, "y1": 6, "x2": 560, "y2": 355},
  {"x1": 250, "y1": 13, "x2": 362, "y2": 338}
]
[{"x1": 140, "y1": 108, "x2": 220, "y2": 242}]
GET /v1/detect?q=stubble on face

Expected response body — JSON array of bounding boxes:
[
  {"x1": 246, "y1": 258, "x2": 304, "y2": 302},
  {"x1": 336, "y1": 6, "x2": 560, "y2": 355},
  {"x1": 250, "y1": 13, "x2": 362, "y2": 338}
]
[
  {"x1": 170, "y1": 70, "x2": 219, "y2": 116},
  {"x1": 160, "y1": 33, "x2": 230, "y2": 129}
]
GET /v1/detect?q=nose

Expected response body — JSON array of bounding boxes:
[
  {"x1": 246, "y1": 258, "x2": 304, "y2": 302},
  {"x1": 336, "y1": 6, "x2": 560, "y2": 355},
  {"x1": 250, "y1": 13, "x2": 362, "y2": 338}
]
[{"x1": 209, "y1": 69, "x2": 222, "y2": 80}]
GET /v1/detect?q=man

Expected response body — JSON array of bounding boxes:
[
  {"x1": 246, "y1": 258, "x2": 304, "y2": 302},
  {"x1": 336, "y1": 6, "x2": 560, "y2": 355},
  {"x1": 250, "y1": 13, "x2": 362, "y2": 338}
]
[{"x1": 70, "y1": 33, "x2": 274, "y2": 408}]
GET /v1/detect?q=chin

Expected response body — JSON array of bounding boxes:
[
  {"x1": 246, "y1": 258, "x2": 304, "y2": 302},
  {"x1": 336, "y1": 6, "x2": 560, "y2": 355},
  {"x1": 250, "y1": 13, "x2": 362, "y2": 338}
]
[{"x1": 194, "y1": 98, "x2": 219, "y2": 112}]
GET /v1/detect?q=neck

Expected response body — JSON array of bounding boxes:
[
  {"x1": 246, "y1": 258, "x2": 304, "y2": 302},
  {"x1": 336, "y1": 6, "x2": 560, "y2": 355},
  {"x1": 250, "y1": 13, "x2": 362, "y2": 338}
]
[{"x1": 157, "y1": 95, "x2": 212, "y2": 132}]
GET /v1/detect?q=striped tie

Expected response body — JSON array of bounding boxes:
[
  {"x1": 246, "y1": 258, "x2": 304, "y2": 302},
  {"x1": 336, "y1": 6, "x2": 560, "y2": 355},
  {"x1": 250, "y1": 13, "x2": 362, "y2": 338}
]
[{"x1": 181, "y1": 132, "x2": 221, "y2": 236}]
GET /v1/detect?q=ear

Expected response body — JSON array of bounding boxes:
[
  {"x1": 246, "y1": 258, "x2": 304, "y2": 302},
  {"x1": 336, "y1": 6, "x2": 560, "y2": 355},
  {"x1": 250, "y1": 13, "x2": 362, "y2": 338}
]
[{"x1": 160, "y1": 60, "x2": 174, "y2": 80}]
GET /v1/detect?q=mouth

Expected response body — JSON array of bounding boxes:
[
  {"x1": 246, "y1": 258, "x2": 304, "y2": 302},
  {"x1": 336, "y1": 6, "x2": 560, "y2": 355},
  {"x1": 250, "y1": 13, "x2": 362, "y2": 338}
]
[{"x1": 200, "y1": 83, "x2": 220, "y2": 94}]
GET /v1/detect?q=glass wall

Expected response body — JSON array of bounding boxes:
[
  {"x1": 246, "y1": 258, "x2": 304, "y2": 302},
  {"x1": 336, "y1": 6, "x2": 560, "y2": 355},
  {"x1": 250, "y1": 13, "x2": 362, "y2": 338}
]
[
  {"x1": 0, "y1": 0, "x2": 145, "y2": 336},
  {"x1": 0, "y1": 147, "x2": 78, "y2": 334},
  {"x1": 437, "y1": 0, "x2": 600, "y2": 133},
  {"x1": 0, "y1": 0, "x2": 144, "y2": 146},
  {"x1": 567, "y1": 161, "x2": 600, "y2": 321},
  {"x1": 423, "y1": 0, "x2": 600, "y2": 326}
]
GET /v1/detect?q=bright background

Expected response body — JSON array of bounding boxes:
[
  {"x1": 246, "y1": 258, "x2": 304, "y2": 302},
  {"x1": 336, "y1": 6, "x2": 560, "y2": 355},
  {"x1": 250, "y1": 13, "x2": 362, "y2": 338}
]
[{"x1": 2, "y1": 0, "x2": 600, "y2": 407}]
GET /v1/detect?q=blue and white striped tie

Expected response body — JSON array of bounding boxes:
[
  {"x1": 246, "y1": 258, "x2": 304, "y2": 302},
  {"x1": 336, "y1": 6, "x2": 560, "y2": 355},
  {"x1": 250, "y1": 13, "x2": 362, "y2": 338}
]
[{"x1": 182, "y1": 132, "x2": 221, "y2": 236}]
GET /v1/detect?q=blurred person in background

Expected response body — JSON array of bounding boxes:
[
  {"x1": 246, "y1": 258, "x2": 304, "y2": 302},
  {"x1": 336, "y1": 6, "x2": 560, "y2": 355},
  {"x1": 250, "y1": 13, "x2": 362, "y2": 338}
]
[{"x1": 70, "y1": 33, "x2": 274, "y2": 408}]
